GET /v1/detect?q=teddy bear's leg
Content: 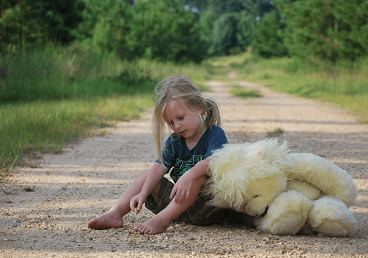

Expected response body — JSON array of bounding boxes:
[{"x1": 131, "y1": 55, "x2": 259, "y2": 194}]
[
  {"x1": 254, "y1": 190, "x2": 313, "y2": 235},
  {"x1": 307, "y1": 197, "x2": 358, "y2": 237}
]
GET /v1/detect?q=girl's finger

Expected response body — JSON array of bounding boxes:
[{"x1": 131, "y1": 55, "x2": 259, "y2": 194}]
[
  {"x1": 170, "y1": 187, "x2": 177, "y2": 199},
  {"x1": 130, "y1": 200, "x2": 137, "y2": 211}
]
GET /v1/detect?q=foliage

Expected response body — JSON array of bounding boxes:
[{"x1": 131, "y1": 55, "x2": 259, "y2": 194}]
[
  {"x1": 74, "y1": 0, "x2": 130, "y2": 55},
  {"x1": 125, "y1": 0, "x2": 205, "y2": 63},
  {"x1": 0, "y1": 94, "x2": 155, "y2": 182},
  {"x1": 209, "y1": 12, "x2": 240, "y2": 55},
  {"x1": 0, "y1": 0, "x2": 85, "y2": 55},
  {"x1": 0, "y1": 44, "x2": 155, "y2": 103},
  {"x1": 275, "y1": 0, "x2": 368, "y2": 63},
  {"x1": 198, "y1": 5, "x2": 216, "y2": 49},
  {"x1": 236, "y1": 11, "x2": 256, "y2": 49},
  {"x1": 199, "y1": 0, "x2": 275, "y2": 56},
  {"x1": 251, "y1": 10, "x2": 288, "y2": 58}
]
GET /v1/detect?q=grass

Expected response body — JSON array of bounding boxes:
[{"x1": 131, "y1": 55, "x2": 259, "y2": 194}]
[
  {"x1": 0, "y1": 44, "x2": 213, "y2": 181},
  {"x1": 1, "y1": 46, "x2": 367, "y2": 181},
  {"x1": 136, "y1": 59, "x2": 212, "y2": 92},
  {"x1": 229, "y1": 86, "x2": 263, "y2": 98},
  {"x1": 0, "y1": 95, "x2": 155, "y2": 180},
  {"x1": 266, "y1": 128, "x2": 284, "y2": 137},
  {"x1": 219, "y1": 52, "x2": 368, "y2": 123}
]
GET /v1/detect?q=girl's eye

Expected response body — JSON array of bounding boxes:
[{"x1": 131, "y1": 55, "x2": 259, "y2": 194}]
[{"x1": 178, "y1": 116, "x2": 184, "y2": 120}]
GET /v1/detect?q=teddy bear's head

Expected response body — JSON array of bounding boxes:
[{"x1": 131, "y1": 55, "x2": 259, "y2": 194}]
[{"x1": 205, "y1": 139, "x2": 289, "y2": 216}]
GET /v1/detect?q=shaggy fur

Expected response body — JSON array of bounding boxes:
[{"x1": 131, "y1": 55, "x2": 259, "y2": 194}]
[
  {"x1": 205, "y1": 138, "x2": 358, "y2": 236},
  {"x1": 254, "y1": 190, "x2": 313, "y2": 235},
  {"x1": 205, "y1": 139, "x2": 288, "y2": 215},
  {"x1": 285, "y1": 153, "x2": 357, "y2": 206},
  {"x1": 307, "y1": 197, "x2": 358, "y2": 237}
]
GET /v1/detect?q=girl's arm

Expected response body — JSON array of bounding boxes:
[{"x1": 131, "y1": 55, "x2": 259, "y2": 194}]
[
  {"x1": 169, "y1": 157, "x2": 211, "y2": 203},
  {"x1": 130, "y1": 162, "x2": 168, "y2": 213}
]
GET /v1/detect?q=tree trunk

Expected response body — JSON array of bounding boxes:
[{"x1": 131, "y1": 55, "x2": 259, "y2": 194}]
[{"x1": 20, "y1": 15, "x2": 23, "y2": 50}]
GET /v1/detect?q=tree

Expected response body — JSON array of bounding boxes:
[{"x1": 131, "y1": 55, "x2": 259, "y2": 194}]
[
  {"x1": 251, "y1": 10, "x2": 288, "y2": 58},
  {"x1": 275, "y1": 0, "x2": 368, "y2": 63},
  {"x1": 0, "y1": 0, "x2": 84, "y2": 55},
  {"x1": 197, "y1": 0, "x2": 276, "y2": 55},
  {"x1": 236, "y1": 10, "x2": 256, "y2": 49},
  {"x1": 209, "y1": 12, "x2": 240, "y2": 55},
  {"x1": 198, "y1": 5, "x2": 216, "y2": 47},
  {"x1": 74, "y1": 0, "x2": 130, "y2": 55},
  {"x1": 126, "y1": 0, "x2": 205, "y2": 62}
]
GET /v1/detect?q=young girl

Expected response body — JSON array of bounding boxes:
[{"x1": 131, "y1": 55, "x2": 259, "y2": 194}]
[{"x1": 88, "y1": 75, "x2": 232, "y2": 235}]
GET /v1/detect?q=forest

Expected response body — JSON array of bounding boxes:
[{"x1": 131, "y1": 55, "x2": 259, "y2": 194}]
[
  {"x1": 1, "y1": 0, "x2": 368, "y2": 176},
  {"x1": 2, "y1": 0, "x2": 368, "y2": 64}
]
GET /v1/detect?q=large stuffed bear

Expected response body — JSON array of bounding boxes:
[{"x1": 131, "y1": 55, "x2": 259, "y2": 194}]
[{"x1": 204, "y1": 139, "x2": 358, "y2": 236}]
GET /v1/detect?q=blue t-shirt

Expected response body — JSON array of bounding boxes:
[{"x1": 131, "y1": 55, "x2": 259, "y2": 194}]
[{"x1": 157, "y1": 125, "x2": 228, "y2": 182}]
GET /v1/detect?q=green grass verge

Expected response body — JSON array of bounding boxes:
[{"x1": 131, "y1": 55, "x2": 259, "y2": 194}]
[
  {"x1": 0, "y1": 44, "x2": 213, "y2": 181},
  {"x1": 0, "y1": 94, "x2": 155, "y2": 181},
  {"x1": 3, "y1": 48, "x2": 366, "y2": 182},
  {"x1": 217, "y1": 52, "x2": 368, "y2": 123}
]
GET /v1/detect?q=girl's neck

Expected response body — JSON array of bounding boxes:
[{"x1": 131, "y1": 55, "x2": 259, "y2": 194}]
[{"x1": 185, "y1": 124, "x2": 207, "y2": 150}]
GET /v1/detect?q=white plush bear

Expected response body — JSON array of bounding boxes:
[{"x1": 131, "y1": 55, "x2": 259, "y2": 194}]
[{"x1": 205, "y1": 139, "x2": 358, "y2": 237}]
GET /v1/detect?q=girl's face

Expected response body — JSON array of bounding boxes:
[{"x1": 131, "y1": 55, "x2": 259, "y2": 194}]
[{"x1": 163, "y1": 99, "x2": 204, "y2": 142}]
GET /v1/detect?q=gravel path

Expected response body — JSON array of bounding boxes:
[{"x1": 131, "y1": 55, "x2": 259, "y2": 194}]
[{"x1": 1, "y1": 80, "x2": 367, "y2": 257}]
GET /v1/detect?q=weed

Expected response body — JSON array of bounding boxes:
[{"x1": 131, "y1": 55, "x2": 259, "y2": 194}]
[
  {"x1": 266, "y1": 128, "x2": 284, "y2": 137},
  {"x1": 229, "y1": 86, "x2": 263, "y2": 98}
]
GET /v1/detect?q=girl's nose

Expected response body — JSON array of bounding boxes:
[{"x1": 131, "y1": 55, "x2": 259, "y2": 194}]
[{"x1": 174, "y1": 121, "x2": 181, "y2": 131}]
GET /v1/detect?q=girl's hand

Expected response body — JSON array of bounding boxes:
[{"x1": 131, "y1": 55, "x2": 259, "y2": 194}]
[
  {"x1": 130, "y1": 193, "x2": 147, "y2": 214},
  {"x1": 170, "y1": 173, "x2": 194, "y2": 203}
]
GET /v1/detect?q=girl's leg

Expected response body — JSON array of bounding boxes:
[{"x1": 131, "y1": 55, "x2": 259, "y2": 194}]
[
  {"x1": 133, "y1": 175, "x2": 207, "y2": 235},
  {"x1": 88, "y1": 169, "x2": 158, "y2": 229}
]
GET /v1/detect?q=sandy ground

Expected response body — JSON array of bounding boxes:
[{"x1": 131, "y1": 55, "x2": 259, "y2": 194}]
[{"x1": 1, "y1": 80, "x2": 368, "y2": 258}]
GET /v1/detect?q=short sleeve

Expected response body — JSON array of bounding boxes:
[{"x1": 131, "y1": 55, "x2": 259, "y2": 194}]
[
  {"x1": 205, "y1": 126, "x2": 228, "y2": 158},
  {"x1": 156, "y1": 135, "x2": 178, "y2": 170}
]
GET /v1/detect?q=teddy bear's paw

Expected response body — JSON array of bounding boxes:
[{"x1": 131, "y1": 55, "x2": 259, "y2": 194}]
[
  {"x1": 254, "y1": 190, "x2": 313, "y2": 235},
  {"x1": 308, "y1": 197, "x2": 358, "y2": 237},
  {"x1": 244, "y1": 198, "x2": 269, "y2": 217}
]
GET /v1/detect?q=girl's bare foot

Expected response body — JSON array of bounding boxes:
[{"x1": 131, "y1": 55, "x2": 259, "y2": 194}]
[
  {"x1": 133, "y1": 215, "x2": 170, "y2": 235},
  {"x1": 87, "y1": 210, "x2": 124, "y2": 230}
]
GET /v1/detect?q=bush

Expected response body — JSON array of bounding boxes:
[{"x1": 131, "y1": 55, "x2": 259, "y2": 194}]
[
  {"x1": 125, "y1": 0, "x2": 205, "y2": 63},
  {"x1": 275, "y1": 0, "x2": 368, "y2": 63},
  {"x1": 251, "y1": 10, "x2": 288, "y2": 58},
  {"x1": 0, "y1": 45, "x2": 156, "y2": 103}
]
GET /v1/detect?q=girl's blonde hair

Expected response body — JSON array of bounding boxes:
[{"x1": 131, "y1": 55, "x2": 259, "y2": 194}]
[{"x1": 153, "y1": 74, "x2": 222, "y2": 165}]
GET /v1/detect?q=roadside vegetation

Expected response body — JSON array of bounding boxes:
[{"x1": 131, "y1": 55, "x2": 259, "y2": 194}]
[
  {"x1": 0, "y1": 44, "x2": 211, "y2": 180},
  {"x1": 1, "y1": 47, "x2": 368, "y2": 181},
  {"x1": 215, "y1": 52, "x2": 368, "y2": 123},
  {"x1": 1, "y1": 0, "x2": 367, "y2": 181}
]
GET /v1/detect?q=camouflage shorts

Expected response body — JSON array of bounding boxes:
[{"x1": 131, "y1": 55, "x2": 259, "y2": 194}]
[{"x1": 145, "y1": 177, "x2": 253, "y2": 226}]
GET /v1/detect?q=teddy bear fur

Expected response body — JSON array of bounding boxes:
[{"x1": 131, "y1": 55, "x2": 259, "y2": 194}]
[{"x1": 205, "y1": 138, "x2": 358, "y2": 237}]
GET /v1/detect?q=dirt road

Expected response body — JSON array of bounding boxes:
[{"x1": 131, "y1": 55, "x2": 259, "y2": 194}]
[{"x1": 1, "y1": 80, "x2": 367, "y2": 257}]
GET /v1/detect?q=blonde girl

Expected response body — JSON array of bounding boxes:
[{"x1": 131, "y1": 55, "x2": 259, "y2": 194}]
[{"x1": 88, "y1": 75, "x2": 232, "y2": 235}]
